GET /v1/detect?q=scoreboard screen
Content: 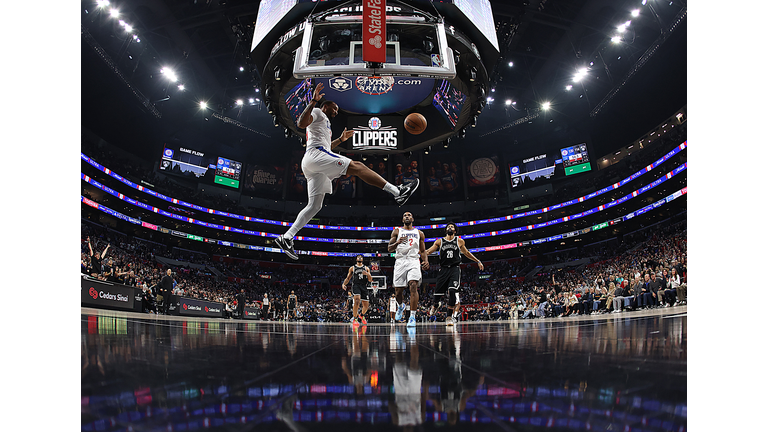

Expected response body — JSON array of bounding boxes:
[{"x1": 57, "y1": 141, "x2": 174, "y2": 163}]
[
  {"x1": 560, "y1": 143, "x2": 591, "y2": 176},
  {"x1": 160, "y1": 145, "x2": 213, "y2": 179},
  {"x1": 214, "y1": 157, "x2": 243, "y2": 189}
]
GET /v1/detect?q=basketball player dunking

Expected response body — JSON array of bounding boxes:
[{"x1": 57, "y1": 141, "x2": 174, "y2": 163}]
[
  {"x1": 389, "y1": 212, "x2": 429, "y2": 328},
  {"x1": 275, "y1": 83, "x2": 419, "y2": 260},
  {"x1": 424, "y1": 222, "x2": 483, "y2": 326},
  {"x1": 342, "y1": 255, "x2": 372, "y2": 326}
]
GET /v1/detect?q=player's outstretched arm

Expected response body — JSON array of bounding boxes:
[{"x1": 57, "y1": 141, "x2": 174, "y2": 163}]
[
  {"x1": 424, "y1": 238, "x2": 442, "y2": 256},
  {"x1": 458, "y1": 238, "x2": 483, "y2": 270}
]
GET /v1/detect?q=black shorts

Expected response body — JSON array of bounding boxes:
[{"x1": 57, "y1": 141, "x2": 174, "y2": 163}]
[
  {"x1": 288, "y1": 303, "x2": 296, "y2": 311},
  {"x1": 434, "y1": 266, "x2": 461, "y2": 297},
  {"x1": 352, "y1": 284, "x2": 369, "y2": 301}
]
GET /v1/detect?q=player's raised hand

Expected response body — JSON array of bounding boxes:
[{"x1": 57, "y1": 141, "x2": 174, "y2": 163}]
[{"x1": 313, "y1": 82, "x2": 325, "y2": 102}]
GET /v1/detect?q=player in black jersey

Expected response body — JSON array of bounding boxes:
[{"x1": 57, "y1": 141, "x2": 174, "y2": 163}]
[
  {"x1": 424, "y1": 222, "x2": 484, "y2": 326},
  {"x1": 342, "y1": 255, "x2": 373, "y2": 326},
  {"x1": 287, "y1": 290, "x2": 298, "y2": 320}
]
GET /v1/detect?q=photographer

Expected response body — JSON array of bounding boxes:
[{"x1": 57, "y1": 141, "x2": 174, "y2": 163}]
[{"x1": 140, "y1": 283, "x2": 157, "y2": 314}]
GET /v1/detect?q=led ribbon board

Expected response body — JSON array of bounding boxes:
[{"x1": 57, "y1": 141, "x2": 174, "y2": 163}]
[{"x1": 81, "y1": 142, "x2": 686, "y2": 232}]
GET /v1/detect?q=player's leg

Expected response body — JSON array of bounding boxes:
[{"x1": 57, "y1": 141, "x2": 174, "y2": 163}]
[
  {"x1": 406, "y1": 279, "x2": 419, "y2": 326},
  {"x1": 345, "y1": 161, "x2": 419, "y2": 206},
  {"x1": 393, "y1": 261, "x2": 409, "y2": 321},
  {"x1": 352, "y1": 294, "x2": 361, "y2": 325},
  {"x1": 276, "y1": 192, "x2": 324, "y2": 260},
  {"x1": 360, "y1": 300, "x2": 370, "y2": 325},
  {"x1": 432, "y1": 269, "x2": 449, "y2": 317}
]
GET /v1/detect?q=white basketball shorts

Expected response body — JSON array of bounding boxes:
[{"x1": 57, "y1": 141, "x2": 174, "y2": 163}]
[
  {"x1": 302, "y1": 146, "x2": 351, "y2": 196},
  {"x1": 393, "y1": 258, "x2": 422, "y2": 287}
]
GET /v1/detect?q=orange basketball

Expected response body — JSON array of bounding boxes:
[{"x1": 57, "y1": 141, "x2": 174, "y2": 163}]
[{"x1": 404, "y1": 113, "x2": 427, "y2": 135}]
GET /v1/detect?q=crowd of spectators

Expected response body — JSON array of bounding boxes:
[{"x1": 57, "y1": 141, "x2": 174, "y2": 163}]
[{"x1": 82, "y1": 212, "x2": 686, "y2": 323}]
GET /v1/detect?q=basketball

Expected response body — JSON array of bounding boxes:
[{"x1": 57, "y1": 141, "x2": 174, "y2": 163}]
[{"x1": 404, "y1": 113, "x2": 427, "y2": 135}]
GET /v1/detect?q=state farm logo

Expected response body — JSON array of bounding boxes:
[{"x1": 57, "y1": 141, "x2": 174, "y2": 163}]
[
  {"x1": 369, "y1": 35, "x2": 382, "y2": 49},
  {"x1": 356, "y1": 76, "x2": 394, "y2": 95},
  {"x1": 89, "y1": 287, "x2": 98, "y2": 299},
  {"x1": 329, "y1": 77, "x2": 352, "y2": 92}
]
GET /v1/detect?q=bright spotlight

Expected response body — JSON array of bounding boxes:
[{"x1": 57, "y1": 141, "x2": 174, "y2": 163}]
[
  {"x1": 177, "y1": 84, "x2": 185, "y2": 91},
  {"x1": 124, "y1": 25, "x2": 133, "y2": 33},
  {"x1": 200, "y1": 101, "x2": 208, "y2": 109},
  {"x1": 505, "y1": 99, "x2": 512, "y2": 106},
  {"x1": 642, "y1": 0, "x2": 647, "y2": 4},
  {"x1": 118, "y1": 19, "x2": 125, "y2": 26},
  {"x1": 611, "y1": 35, "x2": 622, "y2": 43},
  {"x1": 565, "y1": 85, "x2": 573, "y2": 91},
  {"x1": 161, "y1": 67, "x2": 178, "y2": 82},
  {"x1": 96, "y1": 0, "x2": 110, "y2": 8},
  {"x1": 632, "y1": 9, "x2": 640, "y2": 17},
  {"x1": 617, "y1": 24, "x2": 626, "y2": 33},
  {"x1": 249, "y1": 98, "x2": 255, "y2": 104},
  {"x1": 109, "y1": 8, "x2": 119, "y2": 18},
  {"x1": 542, "y1": 102, "x2": 551, "y2": 110},
  {"x1": 236, "y1": 99, "x2": 243, "y2": 106},
  {"x1": 508, "y1": 61, "x2": 513, "y2": 67},
  {"x1": 239, "y1": 66, "x2": 245, "y2": 72}
]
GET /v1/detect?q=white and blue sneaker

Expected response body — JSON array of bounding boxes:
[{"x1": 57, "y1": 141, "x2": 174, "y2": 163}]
[
  {"x1": 407, "y1": 315, "x2": 416, "y2": 327},
  {"x1": 395, "y1": 303, "x2": 406, "y2": 322}
]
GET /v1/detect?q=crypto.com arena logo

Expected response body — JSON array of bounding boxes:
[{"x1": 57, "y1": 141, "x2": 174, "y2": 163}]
[
  {"x1": 89, "y1": 287, "x2": 98, "y2": 299},
  {"x1": 356, "y1": 76, "x2": 395, "y2": 95}
]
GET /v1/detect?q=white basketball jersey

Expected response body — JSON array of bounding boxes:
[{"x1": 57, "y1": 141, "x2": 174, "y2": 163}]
[
  {"x1": 305, "y1": 108, "x2": 332, "y2": 150},
  {"x1": 395, "y1": 227, "x2": 421, "y2": 261}
]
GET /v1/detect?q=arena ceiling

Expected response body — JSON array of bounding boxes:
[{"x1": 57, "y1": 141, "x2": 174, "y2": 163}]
[{"x1": 81, "y1": 0, "x2": 686, "y2": 164}]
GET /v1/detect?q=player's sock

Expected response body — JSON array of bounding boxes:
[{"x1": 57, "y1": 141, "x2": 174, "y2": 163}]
[{"x1": 382, "y1": 182, "x2": 399, "y2": 196}]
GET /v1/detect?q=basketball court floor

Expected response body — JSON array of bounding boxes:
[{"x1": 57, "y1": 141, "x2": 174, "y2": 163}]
[{"x1": 81, "y1": 307, "x2": 687, "y2": 431}]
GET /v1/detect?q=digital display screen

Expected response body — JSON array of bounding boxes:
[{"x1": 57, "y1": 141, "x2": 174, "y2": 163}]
[
  {"x1": 509, "y1": 153, "x2": 560, "y2": 188},
  {"x1": 159, "y1": 145, "x2": 214, "y2": 179},
  {"x1": 285, "y1": 78, "x2": 314, "y2": 124},
  {"x1": 432, "y1": 79, "x2": 466, "y2": 128},
  {"x1": 251, "y1": 0, "x2": 298, "y2": 52},
  {"x1": 453, "y1": 0, "x2": 500, "y2": 51},
  {"x1": 214, "y1": 157, "x2": 242, "y2": 189},
  {"x1": 560, "y1": 143, "x2": 592, "y2": 176}
]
